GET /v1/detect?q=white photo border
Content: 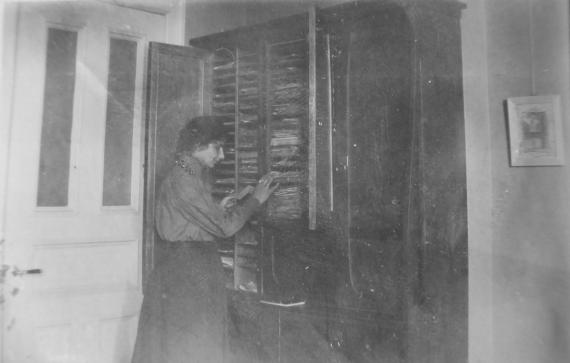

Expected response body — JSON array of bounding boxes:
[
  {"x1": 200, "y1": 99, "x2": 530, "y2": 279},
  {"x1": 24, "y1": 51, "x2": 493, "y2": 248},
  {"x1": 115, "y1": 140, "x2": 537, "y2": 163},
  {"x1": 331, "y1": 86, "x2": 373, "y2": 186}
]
[{"x1": 507, "y1": 95, "x2": 565, "y2": 166}]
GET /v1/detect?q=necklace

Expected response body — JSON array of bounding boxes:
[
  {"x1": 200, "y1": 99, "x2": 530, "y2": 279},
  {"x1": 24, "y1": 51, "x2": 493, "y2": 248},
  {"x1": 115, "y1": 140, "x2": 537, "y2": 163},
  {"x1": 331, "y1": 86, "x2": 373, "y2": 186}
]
[{"x1": 175, "y1": 158, "x2": 196, "y2": 175}]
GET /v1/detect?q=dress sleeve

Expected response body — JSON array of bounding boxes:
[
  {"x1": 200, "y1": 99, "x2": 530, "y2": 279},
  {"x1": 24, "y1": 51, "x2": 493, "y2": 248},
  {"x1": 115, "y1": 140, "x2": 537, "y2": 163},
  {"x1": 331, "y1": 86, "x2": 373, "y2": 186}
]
[{"x1": 171, "y1": 172, "x2": 260, "y2": 239}]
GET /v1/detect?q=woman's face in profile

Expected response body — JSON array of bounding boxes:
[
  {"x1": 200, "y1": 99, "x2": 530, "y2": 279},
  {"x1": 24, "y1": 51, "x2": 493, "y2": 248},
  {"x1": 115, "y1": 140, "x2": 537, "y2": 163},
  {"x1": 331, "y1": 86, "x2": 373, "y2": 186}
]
[{"x1": 192, "y1": 141, "x2": 225, "y2": 168}]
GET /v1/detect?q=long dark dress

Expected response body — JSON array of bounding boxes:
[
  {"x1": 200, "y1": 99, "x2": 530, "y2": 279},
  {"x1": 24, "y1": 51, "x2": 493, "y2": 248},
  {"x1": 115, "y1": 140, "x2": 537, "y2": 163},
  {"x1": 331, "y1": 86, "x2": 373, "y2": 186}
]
[{"x1": 132, "y1": 157, "x2": 259, "y2": 363}]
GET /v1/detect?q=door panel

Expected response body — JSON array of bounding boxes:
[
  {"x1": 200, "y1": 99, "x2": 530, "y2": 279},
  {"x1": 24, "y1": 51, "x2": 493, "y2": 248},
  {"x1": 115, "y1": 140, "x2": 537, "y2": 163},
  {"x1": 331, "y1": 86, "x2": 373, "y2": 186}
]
[
  {"x1": 144, "y1": 42, "x2": 208, "y2": 276},
  {"x1": 330, "y1": 8, "x2": 414, "y2": 305},
  {"x1": 326, "y1": 7, "x2": 415, "y2": 361},
  {"x1": 3, "y1": 3, "x2": 165, "y2": 362},
  {"x1": 29, "y1": 241, "x2": 138, "y2": 292}
]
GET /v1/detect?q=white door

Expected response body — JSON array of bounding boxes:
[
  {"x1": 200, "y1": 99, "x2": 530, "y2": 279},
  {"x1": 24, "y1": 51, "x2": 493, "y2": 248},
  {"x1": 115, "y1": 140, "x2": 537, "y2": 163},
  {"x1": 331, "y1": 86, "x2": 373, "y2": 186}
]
[{"x1": 2, "y1": 2, "x2": 166, "y2": 362}]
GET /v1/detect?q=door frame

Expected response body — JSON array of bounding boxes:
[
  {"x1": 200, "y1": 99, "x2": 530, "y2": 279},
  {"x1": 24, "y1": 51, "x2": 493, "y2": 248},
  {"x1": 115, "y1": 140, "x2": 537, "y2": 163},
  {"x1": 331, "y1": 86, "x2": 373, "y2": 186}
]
[{"x1": 0, "y1": 2, "x2": 19, "y2": 358}]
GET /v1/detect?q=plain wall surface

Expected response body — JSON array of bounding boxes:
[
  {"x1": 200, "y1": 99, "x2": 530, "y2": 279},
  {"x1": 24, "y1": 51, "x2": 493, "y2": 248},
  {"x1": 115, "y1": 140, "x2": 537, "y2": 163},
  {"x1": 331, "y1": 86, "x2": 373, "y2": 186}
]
[
  {"x1": 486, "y1": 0, "x2": 570, "y2": 362},
  {"x1": 185, "y1": 0, "x2": 314, "y2": 39},
  {"x1": 184, "y1": 0, "x2": 570, "y2": 361}
]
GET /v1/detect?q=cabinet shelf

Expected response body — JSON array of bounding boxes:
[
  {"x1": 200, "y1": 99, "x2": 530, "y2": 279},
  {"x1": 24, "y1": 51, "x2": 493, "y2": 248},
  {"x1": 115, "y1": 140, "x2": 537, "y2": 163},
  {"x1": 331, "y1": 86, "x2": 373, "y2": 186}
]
[
  {"x1": 237, "y1": 241, "x2": 258, "y2": 247},
  {"x1": 213, "y1": 63, "x2": 235, "y2": 71}
]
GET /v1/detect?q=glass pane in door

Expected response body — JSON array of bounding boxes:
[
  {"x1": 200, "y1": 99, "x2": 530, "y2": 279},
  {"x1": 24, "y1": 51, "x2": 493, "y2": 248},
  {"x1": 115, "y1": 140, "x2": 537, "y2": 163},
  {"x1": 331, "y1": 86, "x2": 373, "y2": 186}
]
[
  {"x1": 102, "y1": 37, "x2": 137, "y2": 206},
  {"x1": 37, "y1": 28, "x2": 78, "y2": 207}
]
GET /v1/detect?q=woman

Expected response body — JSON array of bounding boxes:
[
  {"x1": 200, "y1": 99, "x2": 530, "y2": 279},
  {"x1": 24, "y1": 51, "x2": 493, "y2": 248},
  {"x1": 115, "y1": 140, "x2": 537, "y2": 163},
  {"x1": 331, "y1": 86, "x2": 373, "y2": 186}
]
[{"x1": 132, "y1": 116, "x2": 277, "y2": 363}]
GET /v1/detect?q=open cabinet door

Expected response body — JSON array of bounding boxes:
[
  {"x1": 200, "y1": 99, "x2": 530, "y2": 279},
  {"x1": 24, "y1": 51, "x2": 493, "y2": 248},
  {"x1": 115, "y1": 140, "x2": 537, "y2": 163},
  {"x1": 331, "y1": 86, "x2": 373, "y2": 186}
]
[{"x1": 143, "y1": 42, "x2": 210, "y2": 282}]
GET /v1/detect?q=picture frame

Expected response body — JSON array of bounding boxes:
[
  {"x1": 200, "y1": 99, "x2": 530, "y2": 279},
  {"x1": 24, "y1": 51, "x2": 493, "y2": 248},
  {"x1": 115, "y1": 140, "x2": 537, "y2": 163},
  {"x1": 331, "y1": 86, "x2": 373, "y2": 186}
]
[{"x1": 506, "y1": 95, "x2": 565, "y2": 166}]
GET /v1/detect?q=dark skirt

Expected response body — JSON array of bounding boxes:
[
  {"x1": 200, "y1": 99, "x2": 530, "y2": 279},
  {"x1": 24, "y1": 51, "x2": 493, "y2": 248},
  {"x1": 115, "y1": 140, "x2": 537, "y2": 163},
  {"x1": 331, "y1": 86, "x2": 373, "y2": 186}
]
[{"x1": 132, "y1": 241, "x2": 227, "y2": 363}]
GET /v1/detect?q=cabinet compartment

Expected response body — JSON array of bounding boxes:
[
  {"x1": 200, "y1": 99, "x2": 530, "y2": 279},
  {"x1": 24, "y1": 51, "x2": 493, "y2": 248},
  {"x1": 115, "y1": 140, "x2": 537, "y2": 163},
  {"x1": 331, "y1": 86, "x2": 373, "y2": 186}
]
[
  {"x1": 266, "y1": 37, "x2": 309, "y2": 222},
  {"x1": 208, "y1": 45, "x2": 264, "y2": 292},
  {"x1": 192, "y1": 13, "x2": 312, "y2": 294}
]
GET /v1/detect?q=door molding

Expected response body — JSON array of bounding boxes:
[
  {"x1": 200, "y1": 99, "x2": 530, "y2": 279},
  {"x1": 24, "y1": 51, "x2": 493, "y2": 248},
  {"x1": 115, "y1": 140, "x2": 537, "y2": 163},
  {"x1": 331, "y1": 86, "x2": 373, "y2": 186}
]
[
  {"x1": 0, "y1": 3, "x2": 19, "y2": 357},
  {"x1": 97, "y1": 0, "x2": 186, "y2": 45}
]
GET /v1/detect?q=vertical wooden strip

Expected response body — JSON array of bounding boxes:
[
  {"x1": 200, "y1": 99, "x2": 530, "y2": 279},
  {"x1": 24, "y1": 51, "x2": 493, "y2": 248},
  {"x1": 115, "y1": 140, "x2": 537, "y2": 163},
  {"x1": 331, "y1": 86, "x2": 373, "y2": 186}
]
[
  {"x1": 263, "y1": 42, "x2": 272, "y2": 177},
  {"x1": 234, "y1": 47, "x2": 240, "y2": 290},
  {"x1": 143, "y1": 42, "x2": 159, "y2": 284},
  {"x1": 256, "y1": 41, "x2": 267, "y2": 180},
  {"x1": 200, "y1": 54, "x2": 209, "y2": 115},
  {"x1": 234, "y1": 48, "x2": 240, "y2": 194},
  {"x1": 308, "y1": 6, "x2": 317, "y2": 230},
  {"x1": 325, "y1": 34, "x2": 334, "y2": 212}
]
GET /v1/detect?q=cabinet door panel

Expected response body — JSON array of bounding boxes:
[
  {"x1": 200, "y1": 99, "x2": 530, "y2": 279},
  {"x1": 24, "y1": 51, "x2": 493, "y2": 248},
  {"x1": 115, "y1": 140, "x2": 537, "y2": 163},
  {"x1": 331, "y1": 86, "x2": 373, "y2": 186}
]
[
  {"x1": 144, "y1": 42, "x2": 208, "y2": 276},
  {"x1": 330, "y1": 8, "x2": 414, "y2": 305}
]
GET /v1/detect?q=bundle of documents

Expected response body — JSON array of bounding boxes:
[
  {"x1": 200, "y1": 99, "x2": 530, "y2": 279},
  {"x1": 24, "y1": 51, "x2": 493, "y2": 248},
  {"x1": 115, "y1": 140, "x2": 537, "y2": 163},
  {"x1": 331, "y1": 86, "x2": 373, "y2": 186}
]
[
  {"x1": 221, "y1": 256, "x2": 234, "y2": 269},
  {"x1": 268, "y1": 186, "x2": 302, "y2": 220}
]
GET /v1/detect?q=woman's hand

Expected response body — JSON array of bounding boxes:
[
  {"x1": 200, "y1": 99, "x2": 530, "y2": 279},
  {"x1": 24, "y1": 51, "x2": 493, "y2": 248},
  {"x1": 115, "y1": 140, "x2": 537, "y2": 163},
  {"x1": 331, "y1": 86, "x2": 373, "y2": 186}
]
[
  {"x1": 220, "y1": 196, "x2": 237, "y2": 211},
  {"x1": 253, "y1": 173, "x2": 279, "y2": 204}
]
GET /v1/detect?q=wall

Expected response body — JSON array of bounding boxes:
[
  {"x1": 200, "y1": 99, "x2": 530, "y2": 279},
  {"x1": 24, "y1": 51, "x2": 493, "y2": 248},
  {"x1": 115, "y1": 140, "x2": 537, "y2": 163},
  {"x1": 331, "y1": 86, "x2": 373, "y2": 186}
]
[
  {"x1": 185, "y1": 0, "x2": 347, "y2": 39},
  {"x1": 486, "y1": 0, "x2": 570, "y2": 362},
  {"x1": 184, "y1": 0, "x2": 570, "y2": 362},
  {"x1": 185, "y1": 0, "x2": 312, "y2": 39}
]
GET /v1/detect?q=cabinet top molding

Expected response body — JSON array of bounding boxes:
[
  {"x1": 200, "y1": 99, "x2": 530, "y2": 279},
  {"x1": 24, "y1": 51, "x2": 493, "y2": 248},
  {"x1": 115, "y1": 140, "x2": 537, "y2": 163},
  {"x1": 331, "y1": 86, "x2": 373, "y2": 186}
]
[{"x1": 189, "y1": 0, "x2": 465, "y2": 50}]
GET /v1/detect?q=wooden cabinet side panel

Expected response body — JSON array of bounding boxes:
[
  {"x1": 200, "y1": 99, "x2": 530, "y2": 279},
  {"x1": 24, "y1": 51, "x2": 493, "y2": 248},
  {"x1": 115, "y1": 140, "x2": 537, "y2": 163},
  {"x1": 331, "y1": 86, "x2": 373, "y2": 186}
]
[{"x1": 407, "y1": 5, "x2": 468, "y2": 363}]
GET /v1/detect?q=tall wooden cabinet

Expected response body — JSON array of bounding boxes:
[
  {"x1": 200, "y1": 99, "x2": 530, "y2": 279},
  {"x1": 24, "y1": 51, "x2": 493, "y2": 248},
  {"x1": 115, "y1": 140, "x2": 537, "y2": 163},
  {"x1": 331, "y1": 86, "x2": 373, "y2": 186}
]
[
  {"x1": 316, "y1": 2, "x2": 467, "y2": 362},
  {"x1": 145, "y1": 1, "x2": 467, "y2": 362}
]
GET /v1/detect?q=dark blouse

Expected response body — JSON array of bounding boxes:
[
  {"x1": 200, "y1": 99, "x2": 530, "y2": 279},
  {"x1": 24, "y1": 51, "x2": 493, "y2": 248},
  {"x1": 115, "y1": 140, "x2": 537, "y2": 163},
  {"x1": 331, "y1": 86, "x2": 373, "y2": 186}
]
[{"x1": 155, "y1": 156, "x2": 260, "y2": 242}]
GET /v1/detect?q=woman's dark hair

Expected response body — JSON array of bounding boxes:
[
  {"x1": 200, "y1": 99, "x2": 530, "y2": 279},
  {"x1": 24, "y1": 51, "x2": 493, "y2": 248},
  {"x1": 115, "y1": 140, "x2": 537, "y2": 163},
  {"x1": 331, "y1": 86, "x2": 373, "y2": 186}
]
[{"x1": 176, "y1": 116, "x2": 228, "y2": 154}]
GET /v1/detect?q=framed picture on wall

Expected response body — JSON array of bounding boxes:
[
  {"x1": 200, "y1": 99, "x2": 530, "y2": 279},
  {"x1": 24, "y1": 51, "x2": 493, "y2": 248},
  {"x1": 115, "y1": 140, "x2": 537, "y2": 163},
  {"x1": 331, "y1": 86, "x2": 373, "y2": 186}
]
[{"x1": 507, "y1": 95, "x2": 565, "y2": 166}]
